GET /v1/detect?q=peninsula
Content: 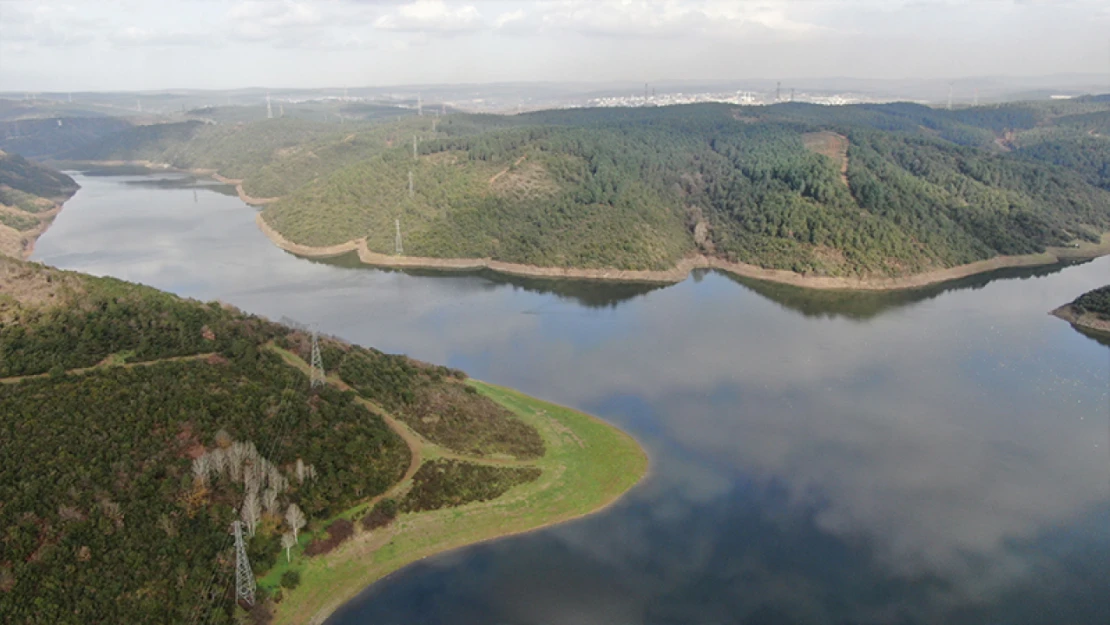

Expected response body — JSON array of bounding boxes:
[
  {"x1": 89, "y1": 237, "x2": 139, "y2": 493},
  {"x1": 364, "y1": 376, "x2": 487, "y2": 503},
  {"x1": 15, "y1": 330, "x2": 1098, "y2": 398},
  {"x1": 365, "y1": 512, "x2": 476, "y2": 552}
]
[
  {"x1": 0, "y1": 257, "x2": 647, "y2": 625},
  {"x1": 1053, "y1": 284, "x2": 1110, "y2": 337}
]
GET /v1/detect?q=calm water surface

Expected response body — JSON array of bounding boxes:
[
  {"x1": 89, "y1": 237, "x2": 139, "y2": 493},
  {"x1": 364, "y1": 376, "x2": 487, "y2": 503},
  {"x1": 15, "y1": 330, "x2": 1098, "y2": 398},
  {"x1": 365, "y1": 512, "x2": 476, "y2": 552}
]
[{"x1": 34, "y1": 174, "x2": 1110, "y2": 625}]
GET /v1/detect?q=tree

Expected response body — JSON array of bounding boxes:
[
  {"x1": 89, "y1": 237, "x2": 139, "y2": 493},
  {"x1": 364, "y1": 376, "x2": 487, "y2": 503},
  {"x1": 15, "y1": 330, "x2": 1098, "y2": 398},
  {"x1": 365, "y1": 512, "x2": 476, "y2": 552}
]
[
  {"x1": 241, "y1": 491, "x2": 261, "y2": 537},
  {"x1": 281, "y1": 532, "x2": 296, "y2": 563},
  {"x1": 280, "y1": 570, "x2": 301, "y2": 589},
  {"x1": 285, "y1": 503, "x2": 306, "y2": 541}
]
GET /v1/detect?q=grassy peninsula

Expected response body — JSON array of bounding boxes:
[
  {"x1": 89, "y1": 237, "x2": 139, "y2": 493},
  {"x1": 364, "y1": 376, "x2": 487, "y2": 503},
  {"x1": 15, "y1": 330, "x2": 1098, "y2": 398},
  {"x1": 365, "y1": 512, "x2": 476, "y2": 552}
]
[
  {"x1": 1053, "y1": 284, "x2": 1110, "y2": 337},
  {"x1": 0, "y1": 257, "x2": 646, "y2": 625},
  {"x1": 0, "y1": 152, "x2": 78, "y2": 258}
]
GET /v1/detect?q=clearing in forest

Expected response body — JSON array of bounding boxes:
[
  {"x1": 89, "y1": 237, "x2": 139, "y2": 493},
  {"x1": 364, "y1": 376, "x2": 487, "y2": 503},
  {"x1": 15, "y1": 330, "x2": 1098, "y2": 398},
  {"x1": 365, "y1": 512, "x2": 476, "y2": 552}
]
[{"x1": 802, "y1": 131, "x2": 850, "y2": 186}]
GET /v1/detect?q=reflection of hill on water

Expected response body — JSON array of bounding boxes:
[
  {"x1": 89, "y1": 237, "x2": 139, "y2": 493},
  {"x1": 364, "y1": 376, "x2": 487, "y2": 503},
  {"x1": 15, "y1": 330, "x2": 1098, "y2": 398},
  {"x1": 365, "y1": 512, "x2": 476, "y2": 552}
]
[
  {"x1": 297, "y1": 251, "x2": 668, "y2": 309},
  {"x1": 722, "y1": 261, "x2": 1088, "y2": 321},
  {"x1": 295, "y1": 251, "x2": 1093, "y2": 315},
  {"x1": 121, "y1": 175, "x2": 239, "y2": 196}
]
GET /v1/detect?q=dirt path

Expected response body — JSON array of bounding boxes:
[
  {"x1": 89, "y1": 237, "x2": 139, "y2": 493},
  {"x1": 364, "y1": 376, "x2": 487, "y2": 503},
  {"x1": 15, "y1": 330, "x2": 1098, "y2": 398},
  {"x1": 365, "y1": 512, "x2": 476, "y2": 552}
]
[
  {"x1": 0, "y1": 352, "x2": 217, "y2": 385},
  {"x1": 488, "y1": 154, "x2": 528, "y2": 185}
]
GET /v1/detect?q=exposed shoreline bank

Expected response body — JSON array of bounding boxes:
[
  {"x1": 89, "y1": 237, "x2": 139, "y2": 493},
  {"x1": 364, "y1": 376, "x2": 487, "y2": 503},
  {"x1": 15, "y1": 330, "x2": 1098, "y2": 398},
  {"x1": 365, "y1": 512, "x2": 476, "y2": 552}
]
[
  {"x1": 1051, "y1": 304, "x2": 1110, "y2": 337},
  {"x1": 256, "y1": 214, "x2": 1110, "y2": 292}
]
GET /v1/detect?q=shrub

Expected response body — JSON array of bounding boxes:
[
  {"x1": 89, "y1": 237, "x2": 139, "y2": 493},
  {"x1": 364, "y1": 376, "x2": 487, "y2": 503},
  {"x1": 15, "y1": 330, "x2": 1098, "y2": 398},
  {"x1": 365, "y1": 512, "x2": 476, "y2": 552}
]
[{"x1": 280, "y1": 570, "x2": 301, "y2": 589}]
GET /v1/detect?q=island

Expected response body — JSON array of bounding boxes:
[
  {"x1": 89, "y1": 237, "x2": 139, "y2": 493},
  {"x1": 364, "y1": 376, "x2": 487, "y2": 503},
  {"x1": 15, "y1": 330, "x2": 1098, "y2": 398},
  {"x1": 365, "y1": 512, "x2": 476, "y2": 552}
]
[
  {"x1": 0, "y1": 256, "x2": 647, "y2": 625},
  {"x1": 1053, "y1": 285, "x2": 1110, "y2": 338}
]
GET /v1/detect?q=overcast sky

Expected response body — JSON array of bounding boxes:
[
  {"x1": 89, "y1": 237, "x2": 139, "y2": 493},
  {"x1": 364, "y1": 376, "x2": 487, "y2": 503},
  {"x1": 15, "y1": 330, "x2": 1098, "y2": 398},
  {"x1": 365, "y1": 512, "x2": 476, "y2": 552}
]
[{"x1": 1, "y1": 0, "x2": 1108, "y2": 91}]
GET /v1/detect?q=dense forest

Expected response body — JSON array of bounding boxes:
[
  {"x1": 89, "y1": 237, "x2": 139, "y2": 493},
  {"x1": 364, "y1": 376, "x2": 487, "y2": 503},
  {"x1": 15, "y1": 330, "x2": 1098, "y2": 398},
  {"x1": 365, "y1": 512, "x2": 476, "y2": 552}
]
[
  {"x1": 257, "y1": 99, "x2": 1110, "y2": 275},
  {"x1": 0, "y1": 257, "x2": 545, "y2": 624}
]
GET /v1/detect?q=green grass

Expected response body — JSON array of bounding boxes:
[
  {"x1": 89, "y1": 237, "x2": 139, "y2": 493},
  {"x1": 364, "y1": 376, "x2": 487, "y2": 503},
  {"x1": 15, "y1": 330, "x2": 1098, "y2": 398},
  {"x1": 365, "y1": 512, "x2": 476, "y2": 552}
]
[{"x1": 269, "y1": 380, "x2": 647, "y2": 625}]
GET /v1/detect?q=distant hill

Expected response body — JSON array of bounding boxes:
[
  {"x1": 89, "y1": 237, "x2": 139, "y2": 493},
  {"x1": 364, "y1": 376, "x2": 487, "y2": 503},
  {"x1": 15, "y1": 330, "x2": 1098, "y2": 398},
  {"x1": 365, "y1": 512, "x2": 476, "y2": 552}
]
[
  {"x1": 0, "y1": 153, "x2": 78, "y2": 258},
  {"x1": 0, "y1": 257, "x2": 555, "y2": 624},
  {"x1": 0, "y1": 117, "x2": 133, "y2": 159},
  {"x1": 258, "y1": 101, "x2": 1110, "y2": 275}
]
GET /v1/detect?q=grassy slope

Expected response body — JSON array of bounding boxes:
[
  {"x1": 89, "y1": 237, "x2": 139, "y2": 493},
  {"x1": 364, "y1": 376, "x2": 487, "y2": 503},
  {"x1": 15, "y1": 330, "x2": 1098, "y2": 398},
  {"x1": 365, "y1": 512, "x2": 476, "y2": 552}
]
[{"x1": 269, "y1": 380, "x2": 648, "y2": 625}]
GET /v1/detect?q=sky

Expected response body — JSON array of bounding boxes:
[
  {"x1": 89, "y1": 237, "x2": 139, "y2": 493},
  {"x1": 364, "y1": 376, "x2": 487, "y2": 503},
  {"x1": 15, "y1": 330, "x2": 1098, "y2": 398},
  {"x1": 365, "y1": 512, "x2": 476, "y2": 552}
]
[{"x1": 0, "y1": 0, "x2": 1108, "y2": 91}]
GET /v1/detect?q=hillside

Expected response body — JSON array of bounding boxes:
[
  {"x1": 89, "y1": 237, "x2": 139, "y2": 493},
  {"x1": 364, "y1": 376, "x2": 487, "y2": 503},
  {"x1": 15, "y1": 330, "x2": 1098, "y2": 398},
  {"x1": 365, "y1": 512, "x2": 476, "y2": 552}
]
[
  {"x1": 259, "y1": 101, "x2": 1110, "y2": 276},
  {"x1": 1053, "y1": 284, "x2": 1110, "y2": 338},
  {"x1": 0, "y1": 153, "x2": 79, "y2": 258},
  {"x1": 0, "y1": 257, "x2": 645, "y2": 624}
]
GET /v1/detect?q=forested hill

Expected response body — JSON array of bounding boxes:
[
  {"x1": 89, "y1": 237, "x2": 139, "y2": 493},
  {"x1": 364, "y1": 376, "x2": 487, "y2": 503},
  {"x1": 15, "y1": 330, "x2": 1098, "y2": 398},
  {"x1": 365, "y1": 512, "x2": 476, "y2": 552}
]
[
  {"x1": 260, "y1": 99, "x2": 1110, "y2": 275},
  {"x1": 8, "y1": 97, "x2": 1110, "y2": 276},
  {"x1": 0, "y1": 257, "x2": 544, "y2": 624},
  {"x1": 0, "y1": 153, "x2": 78, "y2": 258}
]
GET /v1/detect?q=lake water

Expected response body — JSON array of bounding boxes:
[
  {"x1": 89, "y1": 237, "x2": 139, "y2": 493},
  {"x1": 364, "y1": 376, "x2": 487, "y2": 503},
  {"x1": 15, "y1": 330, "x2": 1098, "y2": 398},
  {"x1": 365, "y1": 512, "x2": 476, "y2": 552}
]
[{"x1": 33, "y1": 174, "x2": 1110, "y2": 625}]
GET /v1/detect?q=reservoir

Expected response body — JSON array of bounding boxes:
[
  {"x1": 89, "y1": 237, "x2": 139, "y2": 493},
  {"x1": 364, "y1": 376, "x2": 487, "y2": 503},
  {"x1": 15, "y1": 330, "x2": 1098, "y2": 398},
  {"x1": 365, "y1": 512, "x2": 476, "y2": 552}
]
[{"x1": 33, "y1": 173, "x2": 1110, "y2": 625}]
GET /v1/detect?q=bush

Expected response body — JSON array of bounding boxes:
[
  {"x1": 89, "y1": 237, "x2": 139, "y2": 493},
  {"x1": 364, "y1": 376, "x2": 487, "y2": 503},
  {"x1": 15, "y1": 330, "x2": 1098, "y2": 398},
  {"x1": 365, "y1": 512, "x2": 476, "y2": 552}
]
[
  {"x1": 361, "y1": 498, "x2": 399, "y2": 531},
  {"x1": 302, "y1": 519, "x2": 356, "y2": 556},
  {"x1": 280, "y1": 570, "x2": 301, "y2": 589}
]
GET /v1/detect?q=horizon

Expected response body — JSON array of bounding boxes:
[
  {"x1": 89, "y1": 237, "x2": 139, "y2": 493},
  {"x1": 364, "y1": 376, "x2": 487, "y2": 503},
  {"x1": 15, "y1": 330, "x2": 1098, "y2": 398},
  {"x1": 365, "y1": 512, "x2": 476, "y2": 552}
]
[{"x1": 2, "y1": 1, "x2": 1108, "y2": 92}]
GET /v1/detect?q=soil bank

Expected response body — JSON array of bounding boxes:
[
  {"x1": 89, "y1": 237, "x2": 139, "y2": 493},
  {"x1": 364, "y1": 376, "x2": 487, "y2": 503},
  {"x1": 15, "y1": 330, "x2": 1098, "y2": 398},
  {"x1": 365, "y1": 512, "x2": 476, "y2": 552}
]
[{"x1": 256, "y1": 213, "x2": 1110, "y2": 292}]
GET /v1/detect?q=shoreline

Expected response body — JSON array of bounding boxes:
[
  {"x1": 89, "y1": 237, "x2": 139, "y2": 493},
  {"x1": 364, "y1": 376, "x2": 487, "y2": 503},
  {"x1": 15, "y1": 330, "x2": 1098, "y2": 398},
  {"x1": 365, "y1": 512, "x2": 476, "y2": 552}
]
[
  {"x1": 271, "y1": 380, "x2": 649, "y2": 625},
  {"x1": 55, "y1": 160, "x2": 280, "y2": 206},
  {"x1": 256, "y1": 214, "x2": 1110, "y2": 292},
  {"x1": 1051, "y1": 304, "x2": 1110, "y2": 337}
]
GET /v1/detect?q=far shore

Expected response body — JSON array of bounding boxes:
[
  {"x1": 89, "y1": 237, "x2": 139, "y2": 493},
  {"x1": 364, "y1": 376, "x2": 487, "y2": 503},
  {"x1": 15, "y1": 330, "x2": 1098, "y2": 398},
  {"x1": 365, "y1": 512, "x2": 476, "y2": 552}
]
[{"x1": 256, "y1": 214, "x2": 1110, "y2": 292}]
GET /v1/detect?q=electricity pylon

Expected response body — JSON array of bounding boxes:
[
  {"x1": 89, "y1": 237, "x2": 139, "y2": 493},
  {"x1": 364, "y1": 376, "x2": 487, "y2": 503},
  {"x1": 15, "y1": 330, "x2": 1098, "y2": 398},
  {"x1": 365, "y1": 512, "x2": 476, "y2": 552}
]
[
  {"x1": 233, "y1": 520, "x2": 255, "y2": 606},
  {"x1": 310, "y1": 331, "x2": 325, "y2": 389},
  {"x1": 395, "y1": 218, "x2": 404, "y2": 255}
]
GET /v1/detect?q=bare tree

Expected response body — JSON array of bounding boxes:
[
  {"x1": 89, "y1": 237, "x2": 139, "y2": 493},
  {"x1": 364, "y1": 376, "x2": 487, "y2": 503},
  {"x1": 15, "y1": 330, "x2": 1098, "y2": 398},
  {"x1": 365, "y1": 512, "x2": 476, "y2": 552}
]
[
  {"x1": 281, "y1": 532, "x2": 297, "y2": 563},
  {"x1": 262, "y1": 487, "x2": 280, "y2": 515},
  {"x1": 285, "y1": 503, "x2": 306, "y2": 542},
  {"x1": 241, "y1": 492, "x2": 262, "y2": 537},
  {"x1": 192, "y1": 454, "x2": 211, "y2": 485},
  {"x1": 295, "y1": 458, "x2": 306, "y2": 484}
]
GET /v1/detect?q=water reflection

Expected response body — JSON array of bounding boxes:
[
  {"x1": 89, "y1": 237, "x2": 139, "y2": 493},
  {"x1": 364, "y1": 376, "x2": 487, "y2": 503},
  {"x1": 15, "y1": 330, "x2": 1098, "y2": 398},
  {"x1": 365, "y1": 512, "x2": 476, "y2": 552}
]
[
  {"x1": 301, "y1": 251, "x2": 670, "y2": 309},
  {"x1": 724, "y1": 260, "x2": 1085, "y2": 321},
  {"x1": 31, "y1": 175, "x2": 1110, "y2": 625}
]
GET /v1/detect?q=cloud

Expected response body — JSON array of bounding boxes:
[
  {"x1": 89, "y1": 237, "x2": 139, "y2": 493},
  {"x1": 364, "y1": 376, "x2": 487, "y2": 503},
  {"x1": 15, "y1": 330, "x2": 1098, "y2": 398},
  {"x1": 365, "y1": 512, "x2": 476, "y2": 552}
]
[
  {"x1": 524, "y1": 0, "x2": 823, "y2": 39},
  {"x1": 374, "y1": 0, "x2": 484, "y2": 32},
  {"x1": 109, "y1": 26, "x2": 215, "y2": 47}
]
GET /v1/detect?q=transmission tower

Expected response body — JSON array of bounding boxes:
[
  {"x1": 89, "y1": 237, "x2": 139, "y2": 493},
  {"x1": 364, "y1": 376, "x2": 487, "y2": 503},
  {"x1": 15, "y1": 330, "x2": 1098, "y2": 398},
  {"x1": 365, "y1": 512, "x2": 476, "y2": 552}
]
[
  {"x1": 418, "y1": 93, "x2": 423, "y2": 116},
  {"x1": 233, "y1": 520, "x2": 256, "y2": 607},
  {"x1": 947, "y1": 83, "x2": 953, "y2": 111},
  {"x1": 413, "y1": 135, "x2": 418, "y2": 161},
  {"x1": 266, "y1": 93, "x2": 273, "y2": 119},
  {"x1": 310, "y1": 331, "x2": 325, "y2": 389},
  {"x1": 395, "y1": 218, "x2": 404, "y2": 255},
  {"x1": 409, "y1": 170, "x2": 414, "y2": 197}
]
